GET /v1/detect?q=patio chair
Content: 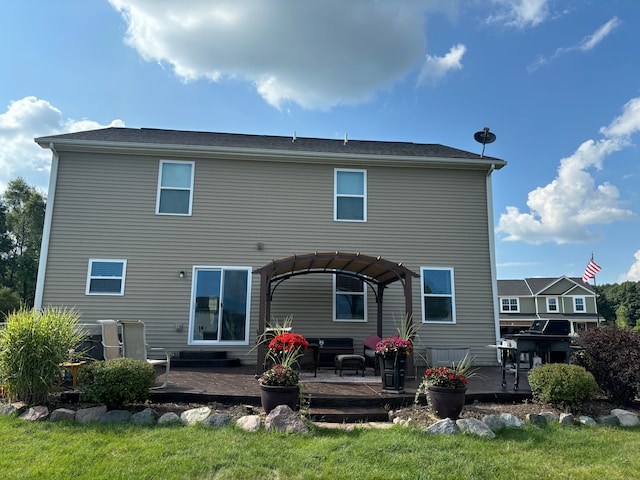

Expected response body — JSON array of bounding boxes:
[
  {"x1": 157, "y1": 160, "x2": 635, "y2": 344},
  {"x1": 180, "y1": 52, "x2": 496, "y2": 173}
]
[
  {"x1": 118, "y1": 320, "x2": 170, "y2": 389},
  {"x1": 98, "y1": 319, "x2": 122, "y2": 361}
]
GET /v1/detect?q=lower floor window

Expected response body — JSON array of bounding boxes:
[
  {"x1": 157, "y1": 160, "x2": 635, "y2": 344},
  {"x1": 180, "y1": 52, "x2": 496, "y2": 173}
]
[
  {"x1": 190, "y1": 267, "x2": 251, "y2": 344},
  {"x1": 86, "y1": 259, "x2": 127, "y2": 295}
]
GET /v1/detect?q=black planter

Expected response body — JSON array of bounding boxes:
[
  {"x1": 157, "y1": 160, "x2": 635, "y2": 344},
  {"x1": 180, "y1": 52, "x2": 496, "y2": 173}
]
[
  {"x1": 259, "y1": 384, "x2": 300, "y2": 414},
  {"x1": 380, "y1": 353, "x2": 407, "y2": 394},
  {"x1": 427, "y1": 385, "x2": 467, "y2": 419}
]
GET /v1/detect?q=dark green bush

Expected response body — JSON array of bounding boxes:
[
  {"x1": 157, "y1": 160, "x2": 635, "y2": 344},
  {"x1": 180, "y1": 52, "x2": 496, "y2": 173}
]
[
  {"x1": 574, "y1": 325, "x2": 640, "y2": 405},
  {"x1": 0, "y1": 307, "x2": 84, "y2": 404},
  {"x1": 528, "y1": 363, "x2": 599, "y2": 411},
  {"x1": 0, "y1": 287, "x2": 21, "y2": 319},
  {"x1": 79, "y1": 358, "x2": 155, "y2": 409}
]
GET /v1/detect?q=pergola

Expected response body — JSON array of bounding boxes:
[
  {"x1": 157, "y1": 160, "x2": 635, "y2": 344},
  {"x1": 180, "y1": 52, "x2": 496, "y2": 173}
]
[{"x1": 254, "y1": 252, "x2": 419, "y2": 373}]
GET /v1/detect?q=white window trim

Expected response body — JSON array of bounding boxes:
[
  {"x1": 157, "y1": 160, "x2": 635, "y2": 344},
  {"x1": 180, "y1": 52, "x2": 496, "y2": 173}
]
[
  {"x1": 500, "y1": 297, "x2": 519, "y2": 313},
  {"x1": 573, "y1": 296, "x2": 586, "y2": 313},
  {"x1": 188, "y1": 266, "x2": 252, "y2": 346},
  {"x1": 333, "y1": 272, "x2": 367, "y2": 322},
  {"x1": 86, "y1": 259, "x2": 127, "y2": 296},
  {"x1": 421, "y1": 266, "x2": 456, "y2": 324},
  {"x1": 334, "y1": 168, "x2": 367, "y2": 222},
  {"x1": 156, "y1": 160, "x2": 195, "y2": 216},
  {"x1": 546, "y1": 297, "x2": 558, "y2": 312}
]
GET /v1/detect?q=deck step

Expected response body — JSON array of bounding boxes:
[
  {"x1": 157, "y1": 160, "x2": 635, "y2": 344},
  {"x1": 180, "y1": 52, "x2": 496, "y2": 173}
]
[
  {"x1": 176, "y1": 350, "x2": 229, "y2": 360},
  {"x1": 308, "y1": 406, "x2": 389, "y2": 423}
]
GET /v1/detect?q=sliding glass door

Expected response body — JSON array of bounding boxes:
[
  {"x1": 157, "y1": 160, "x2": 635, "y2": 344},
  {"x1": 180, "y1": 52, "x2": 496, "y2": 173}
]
[{"x1": 189, "y1": 267, "x2": 251, "y2": 344}]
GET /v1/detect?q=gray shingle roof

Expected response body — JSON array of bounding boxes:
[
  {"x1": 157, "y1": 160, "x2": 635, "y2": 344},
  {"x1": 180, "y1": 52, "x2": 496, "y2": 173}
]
[
  {"x1": 35, "y1": 127, "x2": 506, "y2": 164},
  {"x1": 498, "y1": 277, "x2": 595, "y2": 295}
]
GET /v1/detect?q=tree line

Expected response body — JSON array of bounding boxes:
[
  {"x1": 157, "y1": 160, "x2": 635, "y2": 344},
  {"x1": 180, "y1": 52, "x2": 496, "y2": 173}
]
[
  {"x1": 597, "y1": 281, "x2": 640, "y2": 328},
  {"x1": 0, "y1": 178, "x2": 46, "y2": 317}
]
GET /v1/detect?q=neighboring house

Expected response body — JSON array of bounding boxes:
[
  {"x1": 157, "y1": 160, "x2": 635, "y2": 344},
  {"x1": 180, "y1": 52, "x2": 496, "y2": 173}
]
[
  {"x1": 497, "y1": 277, "x2": 600, "y2": 336},
  {"x1": 34, "y1": 128, "x2": 506, "y2": 367}
]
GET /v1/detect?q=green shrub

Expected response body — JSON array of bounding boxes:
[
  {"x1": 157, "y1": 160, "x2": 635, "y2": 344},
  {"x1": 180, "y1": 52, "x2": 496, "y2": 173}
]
[
  {"x1": 0, "y1": 287, "x2": 21, "y2": 320},
  {"x1": 0, "y1": 307, "x2": 85, "y2": 404},
  {"x1": 79, "y1": 358, "x2": 155, "y2": 409},
  {"x1": 528, "y1": 363, "x2": 599, "y2": 411},
  {"x1": 575, "y1": 325, "x2": 640, "y2": 405}
]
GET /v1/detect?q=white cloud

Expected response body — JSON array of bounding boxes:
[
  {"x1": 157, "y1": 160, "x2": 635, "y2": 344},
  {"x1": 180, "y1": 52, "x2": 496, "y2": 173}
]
[
  {"x1": 0, "y1": 96, "x2": 124, "y2": 192},
  {"x1": 528, "y1": 17, "x2": 620, "y2": 71},
  {"x1": 619, "y1": 249, "x2": 640, "y2": 282},
  {"x1": 107, "y1": 0, "x2": 452, "y2": 109},
  {"x1": 417, "y1": 44, "x2": 466, "y2": 86},
  {"x1": 487, "y1": 0, "x2": 551, "y2": 28},
  {"x1": 497, "y1": 96, "x2": 640, "y2": 244}
]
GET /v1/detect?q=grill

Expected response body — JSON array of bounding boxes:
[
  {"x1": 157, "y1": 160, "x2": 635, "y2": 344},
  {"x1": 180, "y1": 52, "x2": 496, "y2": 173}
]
[{"x1": 496, "y1": 319, "x2": 573, "y2": 390}]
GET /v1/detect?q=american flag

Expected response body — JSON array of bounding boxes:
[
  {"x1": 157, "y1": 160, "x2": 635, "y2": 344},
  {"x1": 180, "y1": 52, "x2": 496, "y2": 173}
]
[{"x1": 582, "y1": 258, "x2": 601, "y2": 283}]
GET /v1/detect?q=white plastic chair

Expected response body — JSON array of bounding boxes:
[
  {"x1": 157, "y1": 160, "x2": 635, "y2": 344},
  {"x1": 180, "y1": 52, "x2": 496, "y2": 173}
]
[
  {"x1": 118, "y1": 320, "x2": 170, "y2": 389},
  {"x1": 98, "y1": 319, "x2": 122, "y2": 361}
]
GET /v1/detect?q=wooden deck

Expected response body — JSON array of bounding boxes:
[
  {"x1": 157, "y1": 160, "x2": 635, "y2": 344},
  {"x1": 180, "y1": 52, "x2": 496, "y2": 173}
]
[{"x1": 147, "y1": 364, "x2": 532, "y2": 421}]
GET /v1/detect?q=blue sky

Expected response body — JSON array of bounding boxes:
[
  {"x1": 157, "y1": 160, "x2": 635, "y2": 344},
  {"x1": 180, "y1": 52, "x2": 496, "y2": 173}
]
[{"x1": 1, "y1": 0, "x2": 639, "y2": 284}]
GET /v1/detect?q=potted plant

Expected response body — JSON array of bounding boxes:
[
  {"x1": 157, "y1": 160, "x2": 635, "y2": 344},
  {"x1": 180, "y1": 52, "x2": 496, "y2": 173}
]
[
  {"x1": 414, "y1": 354, "x2": 476, "y2": 419},
  {"x1": 375, "y1": 313, "x2": 418, "y2": 394},
  {"x1": 258, "y1": 330, "x2": 309, "y2": 413},
  {"x1": 376, "y1": 335, "x2": 413, "y2": 393}
]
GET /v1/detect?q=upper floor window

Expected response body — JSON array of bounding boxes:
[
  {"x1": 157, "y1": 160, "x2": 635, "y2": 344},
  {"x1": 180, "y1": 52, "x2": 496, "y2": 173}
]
[
  {"x1": 334, "y1": 169, "x2": 366, "y2": 221},
  {"x1": 156, "y1": 160, "x2": 194, "y2": 215},
  {"x1": 547, "y1": 297, "x2": 558, "y2": 312},
  {"x1": 334, "y1": 273, "x2": 366, "y2": 321},
  {"x1": 574, "y1": 296, "x2": 586, "y2": 313},
  {"x1": 421, "y1": 267, "x2": 456, "y2": 323},
  {"x1": 501, "y1": 298, "x2": 519, "y2": 312},
  {"x1": 86, "y1": 259, "x2": 127, "y2": 295}
]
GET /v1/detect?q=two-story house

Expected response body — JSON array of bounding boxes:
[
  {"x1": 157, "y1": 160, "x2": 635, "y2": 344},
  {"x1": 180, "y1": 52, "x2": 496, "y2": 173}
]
[
  {"x1": 497, "y1": 277, "x2": 599, "y2": 336},
  {"x1": 34, "y1": 127, "x2": 506, "y2": 367}
]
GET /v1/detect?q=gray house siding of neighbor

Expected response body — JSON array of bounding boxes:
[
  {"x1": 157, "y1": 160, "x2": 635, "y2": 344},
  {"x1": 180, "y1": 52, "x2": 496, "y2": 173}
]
[{"x1": 34, "y1": 128, "x2": 507, "y2": 367}]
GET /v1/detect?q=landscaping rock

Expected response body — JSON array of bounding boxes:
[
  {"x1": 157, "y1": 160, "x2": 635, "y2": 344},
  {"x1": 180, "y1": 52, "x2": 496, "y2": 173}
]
[
  {"x1": 181, "y1": 406, "x2": 212, "y2": 426},
  {"x1": 559, "y1": 413, "x2": 574, "y2": 425},
  {"x1": 264, "y1": 405, "x2": 309, "y2": 433},
  {"x1": 132, "y1": 408, "x2": 159, "y2": 425},
  {"x1": 157, "y1": 412, "x2": 181, "y2": 425},
  {"x1": 76, "y1": 405, "x2": 107, "y2": 423},
  {"x1": 525, "y1": 413, "x2": 547, "y2": 426},
  {"x1": 50, "y1": 408, "x2": 76, "y2": 422},
  {"x1": 19, "y1": 406, "x2": 49, "y2": 422},
  {"x1": 578, "y1": 415, "x2": 596, "y2": 426},
  {"x1": 456, "y1": 418, "x2": 496, "y2": 438},
  {"x1": 204, "y1": 413, "x2": 232, "y2": 428},
  {"x1": 500, "y1": 413, "x2": 525, "y2": 429},
  {"x1": 0, "y1": 403, "x2": 19, "y2": 416},
  {"x1": 481, "y1": 414, "x2": 503, "y2": 432},
  {"x1": 596, "y1": 414, "x2": 619, "y2": 426},
  {"x1": 236, "y1": 415, "x2": 262, "y2": 432},
  {"x1": 540, "y1": 411, "x2": 558, "y2": 423},
  {"x1": 101, "y1": 410, "x2": 132, "y2": 423},
  {"x1": 425, "y1": 418, "x2": 459, "y2": 435},
  {"x1": 611, "y1": 409, "x2": 640, "y2": 427}
]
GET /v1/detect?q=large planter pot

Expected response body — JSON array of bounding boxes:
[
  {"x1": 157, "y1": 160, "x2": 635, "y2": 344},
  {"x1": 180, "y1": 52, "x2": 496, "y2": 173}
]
[
  {"x1": 259, "y1": 384, "x2": 300, "y2": 414},
  {"x1": 427, "y1": 385, "x2": 467, "y2": 419},
  {"x1": 380, "y1": 353, "x2": 407, "y2": 394}
]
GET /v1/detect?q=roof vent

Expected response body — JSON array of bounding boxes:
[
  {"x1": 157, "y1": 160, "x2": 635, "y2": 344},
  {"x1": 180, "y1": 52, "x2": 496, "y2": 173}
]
[{"x1": 344, "y1": 133, "x2": 348, "y2": 145}]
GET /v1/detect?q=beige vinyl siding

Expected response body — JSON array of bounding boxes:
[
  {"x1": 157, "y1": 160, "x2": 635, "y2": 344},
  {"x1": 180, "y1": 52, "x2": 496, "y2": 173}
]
[{"x1": 41, "y1": 149, "x2": 499, "y2": 365}]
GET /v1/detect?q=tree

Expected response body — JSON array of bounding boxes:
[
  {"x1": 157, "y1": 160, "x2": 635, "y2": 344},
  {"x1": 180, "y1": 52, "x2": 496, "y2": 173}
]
[
  {"x1": 597, "y1": 281, "x2": 640, "y2": 328},
  {"x1": 0, "y1": 178, "x2": 46, "y2": 307},
  {"x1": 615, "y1": 304, "x2": 630, "y2": 327}
]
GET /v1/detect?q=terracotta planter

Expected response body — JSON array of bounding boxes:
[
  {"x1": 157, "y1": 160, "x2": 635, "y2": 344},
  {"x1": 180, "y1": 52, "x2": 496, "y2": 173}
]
[
  {"x1": 259, "y1": 384, "x2": 300, "y2": 414},
  {"x1": 380, "y1": 353, "x2": 407, "y2": 394},
  {"x1": 427, "y1": 385, "x2": 467, "y2": 419}
]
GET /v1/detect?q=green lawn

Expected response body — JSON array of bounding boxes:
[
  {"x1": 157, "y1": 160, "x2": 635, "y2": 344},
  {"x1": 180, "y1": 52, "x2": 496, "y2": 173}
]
[{"x1": 1, "y1": 416, "x2": 639, "y2": 479}]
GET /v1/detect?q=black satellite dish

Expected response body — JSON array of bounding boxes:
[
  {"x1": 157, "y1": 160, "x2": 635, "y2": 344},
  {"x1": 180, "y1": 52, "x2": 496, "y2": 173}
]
[{"x1": 473, "y1": 127, "x2": 496, "y2": 157}]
